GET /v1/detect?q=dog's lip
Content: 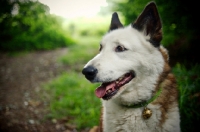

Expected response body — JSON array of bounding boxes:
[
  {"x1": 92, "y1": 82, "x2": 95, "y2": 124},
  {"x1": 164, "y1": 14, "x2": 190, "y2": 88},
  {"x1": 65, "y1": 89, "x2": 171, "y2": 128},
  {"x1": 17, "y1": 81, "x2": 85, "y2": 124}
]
[{"x1": 95, "y1": 71, "x2": 135, "y2": 100}]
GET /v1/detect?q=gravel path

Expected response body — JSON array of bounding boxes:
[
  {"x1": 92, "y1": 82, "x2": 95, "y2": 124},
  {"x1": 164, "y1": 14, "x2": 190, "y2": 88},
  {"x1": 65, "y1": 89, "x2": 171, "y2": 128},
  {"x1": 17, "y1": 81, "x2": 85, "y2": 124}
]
[{"x1": 0, "y1": 48, "x2": 77, "y2": 132}]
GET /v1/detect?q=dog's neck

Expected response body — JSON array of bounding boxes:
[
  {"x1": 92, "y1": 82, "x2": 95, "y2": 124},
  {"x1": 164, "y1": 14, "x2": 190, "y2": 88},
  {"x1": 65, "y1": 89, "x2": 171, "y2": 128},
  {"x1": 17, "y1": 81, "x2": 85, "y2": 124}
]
[{"x1": 121, "y1": 87, "x2": 162, "y2": 108}]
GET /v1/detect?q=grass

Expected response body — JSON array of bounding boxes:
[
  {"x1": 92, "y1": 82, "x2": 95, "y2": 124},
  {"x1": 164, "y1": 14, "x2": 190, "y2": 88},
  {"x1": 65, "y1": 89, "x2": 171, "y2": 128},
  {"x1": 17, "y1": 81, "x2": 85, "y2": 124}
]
[{"x1": 43, "y1": 72, "x2": 101, "y2": 129}]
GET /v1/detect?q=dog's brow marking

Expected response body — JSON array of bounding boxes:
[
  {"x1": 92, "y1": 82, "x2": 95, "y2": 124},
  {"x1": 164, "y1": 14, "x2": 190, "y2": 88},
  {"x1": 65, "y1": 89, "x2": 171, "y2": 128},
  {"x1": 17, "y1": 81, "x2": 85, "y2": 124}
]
[{"x1": 114, "y1": 41, "x2": 121, "y2": 45}]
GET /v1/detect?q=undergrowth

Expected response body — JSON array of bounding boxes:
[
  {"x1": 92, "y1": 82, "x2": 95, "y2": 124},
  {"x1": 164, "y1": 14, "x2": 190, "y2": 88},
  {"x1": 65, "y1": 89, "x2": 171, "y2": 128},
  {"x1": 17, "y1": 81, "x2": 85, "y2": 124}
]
[
  {"x1": 173, "y1": 64, "x2": 200, "y2": 132},
  {"x1": 43, "y1": 72, "x2": 101, "y2": 129}
]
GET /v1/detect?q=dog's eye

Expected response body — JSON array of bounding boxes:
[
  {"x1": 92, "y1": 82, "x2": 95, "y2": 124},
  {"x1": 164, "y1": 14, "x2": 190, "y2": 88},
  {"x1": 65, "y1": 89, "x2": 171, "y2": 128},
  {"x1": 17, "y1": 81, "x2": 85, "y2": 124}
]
[{"x1": 115, "y1": 45, "x2": 127, "y2": 52}]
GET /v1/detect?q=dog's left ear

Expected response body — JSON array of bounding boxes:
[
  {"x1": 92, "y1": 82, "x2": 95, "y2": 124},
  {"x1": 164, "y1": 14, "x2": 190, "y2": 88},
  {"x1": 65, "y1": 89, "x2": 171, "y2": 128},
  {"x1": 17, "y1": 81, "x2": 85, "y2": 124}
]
[
  {"x1": 132, "y1": 2, "x2": 162, "y2": 47},
  {"x1": 109, "y1": 12, "x2": 123, "y2": 31}
]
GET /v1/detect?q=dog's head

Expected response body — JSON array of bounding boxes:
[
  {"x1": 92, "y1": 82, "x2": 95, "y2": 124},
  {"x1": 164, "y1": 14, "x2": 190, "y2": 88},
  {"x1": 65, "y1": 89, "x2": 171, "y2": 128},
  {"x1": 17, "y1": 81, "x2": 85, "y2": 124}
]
[{"x1": 82, "y1": 2, "x2": 166, "y2": 102}]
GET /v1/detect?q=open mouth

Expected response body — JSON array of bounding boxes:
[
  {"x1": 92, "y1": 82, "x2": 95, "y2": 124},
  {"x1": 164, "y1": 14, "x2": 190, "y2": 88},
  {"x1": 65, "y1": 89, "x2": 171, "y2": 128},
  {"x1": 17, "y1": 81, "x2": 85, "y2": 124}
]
[{"x1": 95, "y1": 71, "x2": 135, "y2": 100}]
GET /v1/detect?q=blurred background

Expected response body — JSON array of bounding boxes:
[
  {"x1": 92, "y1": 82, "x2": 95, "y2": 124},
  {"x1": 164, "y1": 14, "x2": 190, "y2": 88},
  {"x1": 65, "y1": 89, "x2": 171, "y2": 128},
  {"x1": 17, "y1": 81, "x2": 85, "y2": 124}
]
[{"x1": 0, "y1": 0, "x2": 199, "y2": 132}]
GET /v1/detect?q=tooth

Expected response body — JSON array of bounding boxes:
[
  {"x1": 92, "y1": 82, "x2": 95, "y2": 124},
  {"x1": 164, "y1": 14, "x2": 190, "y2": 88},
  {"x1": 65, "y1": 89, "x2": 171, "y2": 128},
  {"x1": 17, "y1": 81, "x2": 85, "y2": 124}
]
[
  {"x1": 119, "y1": 77, "x2": 123, "y2": 80},
  {"x1": 116, "y1": 81, "x2": 119, "y2": 84},
  {"x1": 107, "y1": 90, "x2": 111, "y2": 93}
]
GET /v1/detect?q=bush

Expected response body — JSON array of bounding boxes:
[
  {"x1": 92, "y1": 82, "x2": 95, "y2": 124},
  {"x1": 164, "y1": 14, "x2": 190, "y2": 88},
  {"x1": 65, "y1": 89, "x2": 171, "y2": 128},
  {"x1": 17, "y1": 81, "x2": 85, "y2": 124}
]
[
  {"x1": 173, "y1": 64, "x2": 200, "y2": 132},
  {"x1": 0, "y1": 0, "x2": 75, "y2": 51}
]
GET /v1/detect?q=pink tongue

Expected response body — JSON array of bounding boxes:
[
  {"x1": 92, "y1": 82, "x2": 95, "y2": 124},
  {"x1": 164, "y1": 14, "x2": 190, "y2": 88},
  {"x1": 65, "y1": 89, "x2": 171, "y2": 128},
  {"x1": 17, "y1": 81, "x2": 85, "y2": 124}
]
[{"x1": 95, "y1": 82, "x2": 116, "y2": 98}]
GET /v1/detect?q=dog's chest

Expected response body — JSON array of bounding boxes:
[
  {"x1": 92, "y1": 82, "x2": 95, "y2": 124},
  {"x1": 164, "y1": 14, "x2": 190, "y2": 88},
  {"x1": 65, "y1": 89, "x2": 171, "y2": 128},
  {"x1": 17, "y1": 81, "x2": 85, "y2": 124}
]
[{"x1": 102, "y1": 103, "x2": 161, "y2": 132}]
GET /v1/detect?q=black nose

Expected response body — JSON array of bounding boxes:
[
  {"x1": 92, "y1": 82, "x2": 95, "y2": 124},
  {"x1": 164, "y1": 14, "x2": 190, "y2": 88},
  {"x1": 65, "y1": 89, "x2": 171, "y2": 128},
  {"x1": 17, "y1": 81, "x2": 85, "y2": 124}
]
[{"x1": 82, "y1": 66, "x2": 98, "y2": 81}]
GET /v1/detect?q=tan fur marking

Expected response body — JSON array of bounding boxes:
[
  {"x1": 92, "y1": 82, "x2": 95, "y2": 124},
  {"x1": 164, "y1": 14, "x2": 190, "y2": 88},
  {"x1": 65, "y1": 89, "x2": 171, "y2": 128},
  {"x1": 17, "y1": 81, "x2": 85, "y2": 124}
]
[{"x1": 152, "y1": 48, "x2": 178, "y2": 126}]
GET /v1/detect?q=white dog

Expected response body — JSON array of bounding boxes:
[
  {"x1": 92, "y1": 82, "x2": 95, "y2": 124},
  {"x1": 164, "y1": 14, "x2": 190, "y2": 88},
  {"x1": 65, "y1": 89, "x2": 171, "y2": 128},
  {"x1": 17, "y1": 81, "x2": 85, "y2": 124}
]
[{"x1": 82, "y1": 2, "x2": 180, "y2": 132}]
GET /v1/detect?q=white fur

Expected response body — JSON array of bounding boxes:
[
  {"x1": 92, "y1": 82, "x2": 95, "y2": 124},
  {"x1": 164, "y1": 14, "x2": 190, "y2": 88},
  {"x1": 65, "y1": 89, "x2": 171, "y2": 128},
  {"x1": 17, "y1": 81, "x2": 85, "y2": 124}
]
[{"x1": 84, "y1": 25, "x2": 180, "y2": 132}]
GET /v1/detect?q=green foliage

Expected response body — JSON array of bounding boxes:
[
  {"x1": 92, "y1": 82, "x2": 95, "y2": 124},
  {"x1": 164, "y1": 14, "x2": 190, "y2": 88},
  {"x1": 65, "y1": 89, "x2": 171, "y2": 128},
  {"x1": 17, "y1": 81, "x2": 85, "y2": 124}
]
[
  {"x1": 173, "y1": 64, "x2": 200, "y2": 132},
  {"x1": 0, "y1": 0, "x2": 75, "y2": 51}
]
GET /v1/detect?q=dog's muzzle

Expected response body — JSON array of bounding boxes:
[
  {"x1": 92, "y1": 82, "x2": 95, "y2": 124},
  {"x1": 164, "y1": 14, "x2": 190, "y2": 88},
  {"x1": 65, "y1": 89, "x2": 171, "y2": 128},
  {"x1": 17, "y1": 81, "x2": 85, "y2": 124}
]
[{"x1": 82, "y1": 66, "x2": 98, "y2": 81}]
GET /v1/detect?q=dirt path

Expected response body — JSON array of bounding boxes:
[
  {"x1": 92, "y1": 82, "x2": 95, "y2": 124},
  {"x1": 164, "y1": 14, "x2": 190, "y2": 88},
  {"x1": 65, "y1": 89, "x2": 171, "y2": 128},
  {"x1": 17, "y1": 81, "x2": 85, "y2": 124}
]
[{"x1": 0, "y1": 48, "x2": 75, "y2": 132}]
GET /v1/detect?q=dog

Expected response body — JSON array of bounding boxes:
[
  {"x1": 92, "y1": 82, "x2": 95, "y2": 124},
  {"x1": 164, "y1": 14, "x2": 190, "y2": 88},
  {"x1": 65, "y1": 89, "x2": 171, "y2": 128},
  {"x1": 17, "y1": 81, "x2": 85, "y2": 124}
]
[{"x1": 82, "y1": 2, "x2": 180, "y2": 132}]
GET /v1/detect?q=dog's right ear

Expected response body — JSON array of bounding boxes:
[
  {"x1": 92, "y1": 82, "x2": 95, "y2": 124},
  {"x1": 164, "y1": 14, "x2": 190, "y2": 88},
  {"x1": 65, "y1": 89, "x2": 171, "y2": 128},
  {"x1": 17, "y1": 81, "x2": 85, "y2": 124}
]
[
  {"x1": 109, "y1": 12, "x2": 123, "y2": 31},
  {"x1": 132, "y1": 2, "x2": 162, "y2": 47}
]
